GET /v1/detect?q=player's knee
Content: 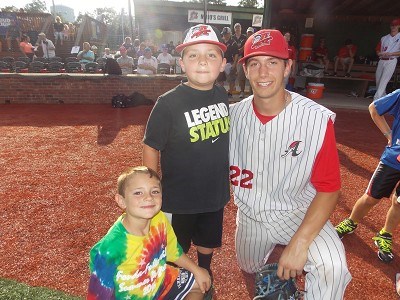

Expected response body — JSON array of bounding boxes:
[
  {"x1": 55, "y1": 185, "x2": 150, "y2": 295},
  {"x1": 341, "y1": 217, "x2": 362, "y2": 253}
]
[
  {"x1": 322, "y1": 258, "x2": 350, "y2": 283},
  {"x1": 186, "y1": 282, "x2": 207, "y2": 300},
  {"x1": 363, "y1": 193, "x2": 381, "y2": 205}
]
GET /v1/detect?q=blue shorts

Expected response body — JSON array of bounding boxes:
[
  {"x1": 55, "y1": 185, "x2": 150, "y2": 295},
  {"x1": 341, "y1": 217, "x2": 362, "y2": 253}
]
[
  {"x1": 164, "y1": 267, "x2": 195, "y2": 300},
  {"x1": 366, "y1": 162, "x2": 400, "y2": 199}
]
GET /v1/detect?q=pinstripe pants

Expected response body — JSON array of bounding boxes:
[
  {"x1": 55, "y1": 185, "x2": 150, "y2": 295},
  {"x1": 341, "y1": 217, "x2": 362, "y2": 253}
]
[{"x1": 235, "y1": 209, "x2": 352, "y2": 300}]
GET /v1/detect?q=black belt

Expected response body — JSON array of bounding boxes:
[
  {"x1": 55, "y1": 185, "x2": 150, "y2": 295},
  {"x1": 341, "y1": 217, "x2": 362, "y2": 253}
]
[{"x1": 380, "y1": 57, "x2": 396, "y2": 60}]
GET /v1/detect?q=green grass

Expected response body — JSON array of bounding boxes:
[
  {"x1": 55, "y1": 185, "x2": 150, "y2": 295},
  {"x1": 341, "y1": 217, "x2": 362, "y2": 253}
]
[{"x1": 0, "y1": 278, "x2": 82, "y2": 300}]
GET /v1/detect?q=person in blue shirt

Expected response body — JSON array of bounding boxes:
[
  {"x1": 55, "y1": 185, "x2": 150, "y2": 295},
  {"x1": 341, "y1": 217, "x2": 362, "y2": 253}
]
[{"x1": 336, "y1": 89, "x2": 400, "y2": 263}]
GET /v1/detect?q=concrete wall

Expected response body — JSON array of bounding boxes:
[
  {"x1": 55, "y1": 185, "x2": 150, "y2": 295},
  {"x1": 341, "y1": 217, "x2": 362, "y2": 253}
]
[{"x1": 0, "y1": 74, "x2": 185, "y2": 104}]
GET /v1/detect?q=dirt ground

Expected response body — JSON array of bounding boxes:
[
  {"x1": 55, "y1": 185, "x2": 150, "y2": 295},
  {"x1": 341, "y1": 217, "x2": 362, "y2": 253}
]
[{"x1": 0, "y1": 104, "x2": 399, "y2": 299}]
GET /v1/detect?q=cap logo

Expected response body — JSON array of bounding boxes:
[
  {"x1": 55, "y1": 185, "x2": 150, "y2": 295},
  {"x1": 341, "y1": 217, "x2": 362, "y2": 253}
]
[
  {"x1": 251, "y1": 32, "x2": 273, "y2": 50},
  {"x1": 190, "y1": 25, "x2": 212, "y2": 39}
]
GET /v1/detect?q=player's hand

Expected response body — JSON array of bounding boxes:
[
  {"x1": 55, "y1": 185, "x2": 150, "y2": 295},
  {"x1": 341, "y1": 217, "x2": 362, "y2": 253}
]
[
  {"x1": 277, "y1": 239, "x2": 308, "y2": 280},
  {"x1": 193, "y1": 267, "x2": 211, "y2": 293}
]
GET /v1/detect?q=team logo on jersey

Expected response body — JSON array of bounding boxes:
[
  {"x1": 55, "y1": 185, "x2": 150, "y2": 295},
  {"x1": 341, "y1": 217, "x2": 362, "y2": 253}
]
[
  {"x1": 190, "y1": 25, "x2": 212, "y2": 39},
  {"x1": 281, "y1": 141, "x2": 302, "y2": 157},
  {"x1": 251, "y1": 32, "x2": 273, "y2": 50}
]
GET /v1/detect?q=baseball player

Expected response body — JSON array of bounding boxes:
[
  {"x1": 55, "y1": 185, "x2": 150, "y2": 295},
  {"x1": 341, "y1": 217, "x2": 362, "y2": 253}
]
[
  {"x1": 374, "y1": 18, "x2": 400, "y2": 100},
  {"x1": 336, "y1": 89, "x2": 400, "y2": 263},
  {"x1": 230, "y1": 29, "x2": 351, "y2": 299}
]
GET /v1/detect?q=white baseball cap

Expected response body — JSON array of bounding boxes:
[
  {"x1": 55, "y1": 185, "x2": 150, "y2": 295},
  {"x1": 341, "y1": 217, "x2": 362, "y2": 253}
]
[
  {"x1": 246, "y1": 27, "x2": 254, "y2": 33},
  {"x1": 175, "y1": 24, "x2": 227, "y2": 53}
]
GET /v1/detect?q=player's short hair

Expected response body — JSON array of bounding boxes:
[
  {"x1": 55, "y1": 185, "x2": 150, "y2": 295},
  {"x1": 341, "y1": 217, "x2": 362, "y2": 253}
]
[{"x1": 117, "y1": 166, "x2": 160, "y2": 197}]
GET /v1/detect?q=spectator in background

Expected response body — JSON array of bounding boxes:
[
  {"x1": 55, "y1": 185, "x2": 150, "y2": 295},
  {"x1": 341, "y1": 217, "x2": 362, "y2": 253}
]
[
  {"x1": 122, "y1": 36, "x2": 135, "y2": 58},
  {"x1": 246, "y1": 27, "x2": 254, "y2": 38},
  {"x1": 232, "y1": 23, "x2": 247, "y2": 98},
  {"x1": 63, "y1": 23, "x2": 69, "y2": 41},
  {"x1": 117, "y1": 46, "x2": 134, "y2": 75},
  {"x1": 167, "y1": 40, "x2": 176, "y2": 55},
  {"x1": 77, "y1": 42, "x2": 95, "y2": 67},
  {"x1": 35, "y1": 32, "x2": 56, "y2": 58},
  {"x1": 284, "y1": 31, "x2": 297, "y2": 90},
  {"x1": 157, "y1": 44, "x2": 174, "y2": 72},
  {"x1": 133, "y1": 38, "x2": 140, "y2": 53},
  {"x1": 102, "y1": 48, "x2": 114, "y2": 59},
  {"x1": 19, "y1": 34, "x2": 35, "y2": 62},
  {"x1": 68, "y1": 23, "x2": 76, "y2": 41},
  {"x1": 91, "y1": 45, "x2": 98, "y2": 61},
  {"x1": 53, "y1": 16, "x2": 64, "y2": 46},
  {"x1": 333, "y1": 39, "x2": 357, "y2": 77},
  {"x1": 137, "y1": 47, "x2": 157, "y2": 75},
  {"x1": 218, "y1": 26, "x2": 239, "y2": 97},
  {"x1": 136, "y1": 42, "x2": 146, "y2": 58},
  {"x1": 314, "y1": 37, "x2": 330, "y2": 75},
  {"x1": 6, "y1": 19, "x2": 21, "y2": 52}
]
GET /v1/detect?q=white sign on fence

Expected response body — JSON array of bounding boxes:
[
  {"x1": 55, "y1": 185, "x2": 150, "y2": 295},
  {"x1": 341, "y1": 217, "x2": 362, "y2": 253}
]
[
  {"x1": 252, "y1": 14, "x2": 263, "y2": 27},
  {"x1": 188, "y1": 10, "x2": 232, "y2": 25}
]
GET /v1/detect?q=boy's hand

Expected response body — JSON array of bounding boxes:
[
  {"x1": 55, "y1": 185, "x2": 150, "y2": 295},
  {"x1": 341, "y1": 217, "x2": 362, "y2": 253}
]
[{"x1": 193, "y1": 267, "x2": 211, "y2": 293}]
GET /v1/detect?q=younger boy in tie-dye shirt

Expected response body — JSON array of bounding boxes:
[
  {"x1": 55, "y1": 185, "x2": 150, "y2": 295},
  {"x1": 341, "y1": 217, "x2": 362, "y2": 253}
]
[{"x1": 87, "y1": 166, "x2": 211, "y2": 299}]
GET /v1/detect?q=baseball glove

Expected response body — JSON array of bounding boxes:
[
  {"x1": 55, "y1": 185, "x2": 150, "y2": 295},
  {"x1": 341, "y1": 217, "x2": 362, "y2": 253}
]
[{"x1": 253, "y1": 263, "x2": 304, "y2": 300}]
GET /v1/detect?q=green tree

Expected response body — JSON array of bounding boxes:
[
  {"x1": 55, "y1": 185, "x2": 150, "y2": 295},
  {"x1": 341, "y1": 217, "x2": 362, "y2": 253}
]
[
  {"x1": 0, "y1": 6, "x2": 19, "y2": 12},
  {"x1": 94, "y1": 7, "x2": 118, "y2": 25},
  {"x1": 24, "y1": 0, "x2": 48, "y2": 13},
  {"x1": 238, "y1": 0, "x2": 259, "y2": 8},
  {"x1": 208, "y1": 0, "x2": 227, "y2": 5}
]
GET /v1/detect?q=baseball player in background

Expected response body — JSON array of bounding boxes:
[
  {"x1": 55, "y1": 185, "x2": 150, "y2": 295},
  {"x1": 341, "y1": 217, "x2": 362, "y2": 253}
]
[
  {"x1": 374, "y1": 18, "x2": 400, "y2": 100},
  {"x1": 229, "y1": 29, "x2": 351, "y2": 299}
]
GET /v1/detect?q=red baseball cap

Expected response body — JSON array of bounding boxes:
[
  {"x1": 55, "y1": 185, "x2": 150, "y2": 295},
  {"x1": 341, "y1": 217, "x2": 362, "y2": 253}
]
[
  {"x1": 239, "y1": 29, "x2": 289, "y2": 64},
  {"x1": 391, "y1": 18, "x2": 400, "y2": 26},
  {"x1": 176, "y1": 24, "x2": 227, "y2": 53}
]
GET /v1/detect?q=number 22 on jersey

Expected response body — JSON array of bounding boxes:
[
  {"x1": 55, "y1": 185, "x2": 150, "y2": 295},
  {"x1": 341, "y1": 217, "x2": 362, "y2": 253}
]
[{"x1": 230, "y1": 166, "x2": 253, "y2": 189}]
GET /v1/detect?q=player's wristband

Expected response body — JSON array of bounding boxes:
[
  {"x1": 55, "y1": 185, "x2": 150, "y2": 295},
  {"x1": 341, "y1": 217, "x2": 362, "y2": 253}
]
[{"x1": 383, "y1": 130, "x2": 392, "y2": 137}]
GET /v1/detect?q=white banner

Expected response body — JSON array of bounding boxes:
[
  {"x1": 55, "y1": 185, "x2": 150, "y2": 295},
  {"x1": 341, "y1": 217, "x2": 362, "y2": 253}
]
[
  {"x1": 252, "y1": 14, "x2": 263, "y2": 27},
  {"x1": 188, "y1": 10, "x2": 232, "y2": 25}
]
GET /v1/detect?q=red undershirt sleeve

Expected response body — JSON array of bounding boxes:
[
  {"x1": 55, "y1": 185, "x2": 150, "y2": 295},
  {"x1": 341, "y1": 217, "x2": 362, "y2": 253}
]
[{"x1": 311, "y1": 119, "x2": 341, "y2": 192}]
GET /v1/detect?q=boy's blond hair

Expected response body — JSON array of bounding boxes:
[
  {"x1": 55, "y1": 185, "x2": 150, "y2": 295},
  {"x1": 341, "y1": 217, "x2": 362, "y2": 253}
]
[{"x1": 117, "y1": 166, "x2": 160, "y2": 197}]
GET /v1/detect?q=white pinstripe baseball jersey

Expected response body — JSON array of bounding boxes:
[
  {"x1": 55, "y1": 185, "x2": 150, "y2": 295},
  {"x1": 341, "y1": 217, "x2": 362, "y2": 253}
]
[
  {"x1": 229, "y1": 92, "x2": 335, "y2": 221},
  {"x1": 374, "y1": 32, "x2": 400, "y2": 100},
  {"x1": 379, "y1": 32, "x2": 400, "y2": 55}
]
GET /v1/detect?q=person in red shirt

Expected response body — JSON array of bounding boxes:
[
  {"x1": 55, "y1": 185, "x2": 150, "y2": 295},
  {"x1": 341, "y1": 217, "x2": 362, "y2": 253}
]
[
  {"x1": 333, "y1": 38, "x2": 357, "y2": 77},
  {"x1": 19, "y1": 35, "x2": 35, "y2": 62},
  {"x1": 314, "y1": 37, "x2": 330, "y2": 75},
  {"x1": 283, "y1": 31, "x2": 297, "y2": 90}
]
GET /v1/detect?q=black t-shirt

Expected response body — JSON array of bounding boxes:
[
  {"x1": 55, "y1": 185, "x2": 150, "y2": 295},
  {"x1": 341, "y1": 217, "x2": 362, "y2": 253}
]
[
  {"x1": 224, "y1": 38, "x2": 239, "y2": 63},
  {"x1": 232, "y1": 34, "x2": 247, "y2": 57},
  {"x1": 144, "y1": 83, "x2": 230, "y2": 214},
  {"x1": 53, "y1": 22, "x2": 64, "y2": 32}
]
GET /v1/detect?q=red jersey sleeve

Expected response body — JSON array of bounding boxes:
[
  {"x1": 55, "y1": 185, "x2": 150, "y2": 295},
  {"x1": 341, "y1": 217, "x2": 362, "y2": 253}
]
[
  {"x1": 376, "y1": 41, "x2": 381, "y2": 52},
  {"x1": 311, "y1": 119, "x2": 341, "y2": 192}
]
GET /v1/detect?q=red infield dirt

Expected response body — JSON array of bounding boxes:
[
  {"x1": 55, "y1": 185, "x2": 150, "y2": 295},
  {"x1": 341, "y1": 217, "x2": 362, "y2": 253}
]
[{"x1": 0, "y1": 104, "x2": 399, "y2": 299}]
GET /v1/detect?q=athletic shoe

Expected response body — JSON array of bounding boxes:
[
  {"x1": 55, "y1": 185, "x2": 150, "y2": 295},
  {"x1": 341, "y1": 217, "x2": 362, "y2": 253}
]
[
  {"x1": 347, "y1": 91, "x2": 359, "y2": 97},
  {"x1": 239, "y1": 92, "x2": 245, "y2": 98},
  {"x1": 345, "y1": 73, "x2": 351, "y2": 77},
  {"x1": 335, "y1": 218, "x2": 357, "y2": 239},
  {"x1": 372, "y1": 231, "x2": 394, "y2": 263},
  {"x1": 396, "y1": 273, "x2": 400, "y2": 296}
]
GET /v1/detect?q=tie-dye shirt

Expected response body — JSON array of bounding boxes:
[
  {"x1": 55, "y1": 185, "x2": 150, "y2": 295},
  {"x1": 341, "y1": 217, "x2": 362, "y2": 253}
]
[{"x1": 87, "y1": 211, "x2": 183, "y2": 299}]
